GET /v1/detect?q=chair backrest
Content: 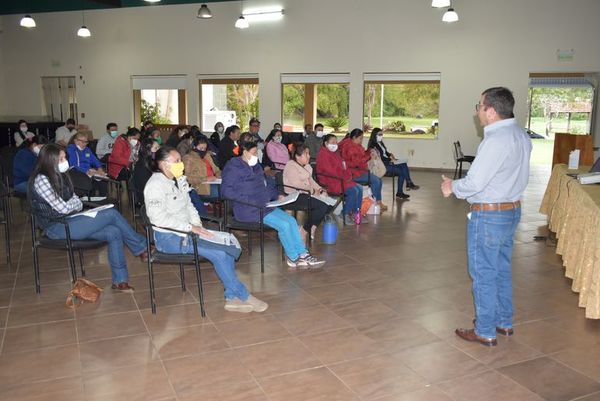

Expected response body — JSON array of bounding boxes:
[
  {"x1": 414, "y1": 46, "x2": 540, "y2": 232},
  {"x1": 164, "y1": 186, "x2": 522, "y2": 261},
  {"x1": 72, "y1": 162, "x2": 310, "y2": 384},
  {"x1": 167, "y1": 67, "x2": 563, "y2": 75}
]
[
  {"x1": 456, "y1": 141, "x2": 465, "y2": 158},
  {"x1": 0, "y1": 147, "x2": 18, "y2": 188},
  {"x1": 67, "y1": 169, "x2": 93, "y2": 196}
]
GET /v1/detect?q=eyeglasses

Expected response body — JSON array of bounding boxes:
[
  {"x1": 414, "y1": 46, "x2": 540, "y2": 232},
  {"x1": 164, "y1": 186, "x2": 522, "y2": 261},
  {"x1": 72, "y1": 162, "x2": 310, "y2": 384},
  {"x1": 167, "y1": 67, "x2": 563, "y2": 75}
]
[
  {"x1": 76, "y1": 139, "x2": 89, "y2": 144},
  {"x1": 475, "y1": 103, "x2": 485, "y2": 112},
  {"x1": 250, "y1": 124, "x2": 260, "y2": 127}
]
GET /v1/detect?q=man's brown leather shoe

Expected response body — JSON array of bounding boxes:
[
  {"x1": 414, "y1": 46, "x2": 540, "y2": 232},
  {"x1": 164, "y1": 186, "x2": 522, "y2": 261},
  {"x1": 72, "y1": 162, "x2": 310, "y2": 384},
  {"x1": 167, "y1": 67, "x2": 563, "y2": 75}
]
[
  {"x1": 455, "y1": 328, "x2": 497, "y2": 346},
  {"x1": 473, "y1": 319, "x2": 514, "y2": 336}
]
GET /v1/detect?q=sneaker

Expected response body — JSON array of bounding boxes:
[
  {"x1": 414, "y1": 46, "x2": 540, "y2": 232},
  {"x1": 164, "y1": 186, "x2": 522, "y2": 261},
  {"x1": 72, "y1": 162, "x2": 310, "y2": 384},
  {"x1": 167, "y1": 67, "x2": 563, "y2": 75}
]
[
  {"x1": 360, "y1": 216, "x2": 369, "y2": 224},
  {"x1": 111, "y1": 282, "x2": 135, "y2": 293},
  {"x1": 246, "y1": 294, "x2": 269, "y2": 312},
  {"x1": 286, "y1": 257, "x2": 299, "y2": 268},
  {"x1": 396, "y1": 193, "x2": 410, "y2": 199},
  {"x1": 297, "y1": 254, "x2": 326, "y2": 269},
  {"x1": 344, "y1": 214, "x2": 356, "y2": 225},
  {"x1": 407, "y1": 183, "x2": 420, "y2": 190},
  {"x1": 224, "y1": 298, "x2": 254, "y2": 313}
]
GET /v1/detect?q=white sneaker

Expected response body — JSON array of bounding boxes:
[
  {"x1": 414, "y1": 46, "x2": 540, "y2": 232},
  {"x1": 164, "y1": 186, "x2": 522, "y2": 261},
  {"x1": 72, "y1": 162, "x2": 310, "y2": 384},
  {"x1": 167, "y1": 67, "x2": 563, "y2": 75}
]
[
  {"x1": 224, "y1": 298, "x2": 253, "y2": 313},
  {"x1": 297, "y1": 254, "x2": 326, "y2": 269},
  {"x1": 246, "y1": 294, "x2": 269, "y2": 312},
  {"x1": 286, "y1": 257, "x2": 298, "y2": 268}
]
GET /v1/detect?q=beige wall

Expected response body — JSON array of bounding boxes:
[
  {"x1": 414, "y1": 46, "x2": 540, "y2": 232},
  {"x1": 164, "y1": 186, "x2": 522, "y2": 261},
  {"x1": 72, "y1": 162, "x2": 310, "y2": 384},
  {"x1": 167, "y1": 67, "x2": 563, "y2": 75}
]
[{"x1": 0, "y1": 0, "x2": 599, "y2": 168}]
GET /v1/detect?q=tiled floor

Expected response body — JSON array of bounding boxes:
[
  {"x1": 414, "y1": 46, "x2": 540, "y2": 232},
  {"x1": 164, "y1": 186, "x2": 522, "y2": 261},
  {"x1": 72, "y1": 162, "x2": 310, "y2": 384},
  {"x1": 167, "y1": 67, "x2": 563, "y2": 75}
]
[{"x1": 1, "y1": 166, "x2": 600, "y2": 400}]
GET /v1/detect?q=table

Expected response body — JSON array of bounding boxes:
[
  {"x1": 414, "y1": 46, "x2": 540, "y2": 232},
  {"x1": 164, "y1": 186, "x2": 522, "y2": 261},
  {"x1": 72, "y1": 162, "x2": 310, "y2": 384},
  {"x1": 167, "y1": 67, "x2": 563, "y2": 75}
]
[{"x1": 540, "y1": 164, "x2": 600, "y2": 318}]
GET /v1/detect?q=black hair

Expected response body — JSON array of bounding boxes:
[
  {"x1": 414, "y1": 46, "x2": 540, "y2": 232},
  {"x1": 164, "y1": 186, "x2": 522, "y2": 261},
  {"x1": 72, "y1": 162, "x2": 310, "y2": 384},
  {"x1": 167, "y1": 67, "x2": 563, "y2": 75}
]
[
  {"x1": 241, "y1": 140, "x2": 258, "y2": 153},
  {"x1": 65, "y1": 118, "x2": 76, "y2": 126},
  {"x1": 292, "y1": 143, "x2": 309, "y2": 160},
  {"x1": 143, "y1": 120, "x2": 154, "y2": 127},
  {"x1": 481, "y1": 87, "x2": 515, "y2": 119},
  {"x1": 214, "y1": 122, "x2": 224, "y2": 131},
  {"x1": 322, "y1": 134, "x2": 337, "y2": 146},
  {"x1": 152, "y1": 146, "x2": 177, "y2": 172},
  {"x1": 224, "y1": 125, "x2": 240, "y2": 137},
  {"x1": 126, "y1": 127, "x2": 141, "y2": 137},
  {"x1": 192, "y1": 135, "x2": 209, "y2": 148},
  {"x1": 249, "y1": 117, "x2": 260, "y2": 126},
  {"x1": 314, "y1": 123, "x2": 324, "y2": 130},
  {"x1": 348, "y1": 128, "x2": 364, "y2": 139},
  {"x1": 29, "y1": 143, "x2": 73, "y2": 196},
  {"x1": 18, "y1": 119, "x2": 27, "y2": 126},
  {"x1": 29, "y1": 135, "x2": 48, "y2": 148},
  {"x1": 265, "y1": 128, "x2": 282, "y2": 143},
  {"x1": 367, "y1": 127, "x2": 383, "y2": 149},
  {"x1": 273, "y1": 122, "x2": 282, "y2": 128},
  {"x1": 106, "y1": 122, "x2": 117, "y2": 131},
  {"x1": 138, "y1": 138, "x2": 158, "y2": 171}
]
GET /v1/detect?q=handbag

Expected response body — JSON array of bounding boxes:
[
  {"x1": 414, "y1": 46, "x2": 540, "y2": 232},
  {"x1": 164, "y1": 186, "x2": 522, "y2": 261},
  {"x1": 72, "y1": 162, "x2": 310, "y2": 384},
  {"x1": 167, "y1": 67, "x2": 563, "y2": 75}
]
[
  {"x1": 66, "y1": 278, "x2": 103, "y2": 309},
  {"x1": 368, "y1": 148, "x2": 387, "y2": 178}
]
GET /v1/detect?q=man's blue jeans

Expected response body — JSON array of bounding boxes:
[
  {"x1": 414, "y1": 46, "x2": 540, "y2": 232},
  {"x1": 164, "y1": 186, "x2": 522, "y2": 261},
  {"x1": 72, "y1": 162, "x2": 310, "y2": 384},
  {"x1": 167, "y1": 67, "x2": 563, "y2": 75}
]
[
  {"x1": 343, "y1": 185, "x2": 363, "y2": 215},
  {"x1": 354, "y1": 172, "x2": 382, "y2": 201},
  {"x1": 153, "y1": 231, "x2": 249, "y2": 301},
  {"x1": 45, "y1": 208, "x2": 146, "y2": 284},
  {"x1": 467, "y1": 207, "x2": 521, "y2": 339},
  {"x1": 14, "y1": 181, "x2": 28, "y2": 193},
  {"x1": 264, "y1": 208, "x2": 307, "y2": 261}
]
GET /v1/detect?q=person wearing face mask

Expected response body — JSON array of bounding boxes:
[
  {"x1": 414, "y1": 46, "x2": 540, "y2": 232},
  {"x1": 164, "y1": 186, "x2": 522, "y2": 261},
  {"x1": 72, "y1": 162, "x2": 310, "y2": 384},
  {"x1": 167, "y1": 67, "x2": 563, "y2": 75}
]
[
  {"x1": 218, "y1": 125, "x2": 241, "y2": 169},
  {"x1": 210, "y1": 122, "x2": 225, "y2": 149},
  {"x1": 132, "y1": 138, "x2": 160, "y2": 205},
  {"x1": 13, "y1": 135, "x2": 48, "y2": 193},
  {"x1": 14, "y1": 119, "x2": 35, "y2": 148},
  {"x1": 67, "y1": 132, "x2": 108, "y2": 197},
  {"x1": 367, "y1": 128, "x2": 418, "y2": 199},
  {"x1": 108, "y1": 128, "x2": 141, "y2": 180},
  {"x1": 265, "y1": 128, "x2": 290, "y2": 170},
  {"x1": 183, "y1": 136, "x2": 221, "y2": 199},
  {"x1": 96, "y1": 122, "x2": 119, "y2": 162},
  {"x1": 54, "y1": 118, "x2": 78, "y2": 147},
  {"x1": 316, "y1": 134, "x2": 363, "y2": 225},
  {"x1": 166, "y1": 125, "x2": 189, "y2": 148},
  {"x1": 222, "y1": 141, "x2": 326, "y2": 269},
  {"x1": 143, "y1": 127, "x2": 163, "y2": 145},
  {"x1": 304, "y1": 123, "x2": 323, "y2": 161},
  {"x1": 144, "y1": 147, "x2": 268, "y2": 313},
  {"x1": 29, "y1": 144, "x2": 147, "y2": 293}
]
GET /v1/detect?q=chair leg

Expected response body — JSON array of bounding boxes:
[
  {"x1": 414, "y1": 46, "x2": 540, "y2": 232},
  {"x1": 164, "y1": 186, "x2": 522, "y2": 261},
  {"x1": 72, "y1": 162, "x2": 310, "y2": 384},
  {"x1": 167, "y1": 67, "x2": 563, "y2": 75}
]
[
  {"x1": 148, "y1": 259, "x2": 157, "y2": 314},
  {"x1": 179, "y1": 263, "x2": 186, "y2": 291},
  {"x1": 247, "y1": 232, "x2": 253, "y2": 256},
  {"x1": 453, "y1": 162, "x2": 459, "y2": 179},
  {"x1": 67, "y1": 247, "x2": 78, "y2": 284},
  {"x1": 458, "y1": 161, "x2": 463, "y2": 179},
  {"x1": 260, "y1": 228, "x2": 265, "y2": 274},
  {"x1": 193, "y1": 258, "x2": 205, "y2": 317},
  {"x1": 78, "y1": 249, "x2": 86, "y2": 277},
  {"x1": 32, "y1": 245, "x2": 41, "y2": 293},
  {"x1": 4, "y1": 220, "x2": 11, "y2": 269}
]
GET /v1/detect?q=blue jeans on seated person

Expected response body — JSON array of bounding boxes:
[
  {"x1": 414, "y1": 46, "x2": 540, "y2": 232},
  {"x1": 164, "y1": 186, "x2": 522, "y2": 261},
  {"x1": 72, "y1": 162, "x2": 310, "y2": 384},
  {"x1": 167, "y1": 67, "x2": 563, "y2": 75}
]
[
  {"x1": 354, "y1": 172, "x2": 382, "y2": 201},
  {"x1": 468, "y1": 207, "x2": 521, "y2": 339},
  {"x1": 153, "y1": 230, "x2": 249, "y2": 301},
  {"x1": 45, "y1": 208, "x2": 146, "y2": 285},
  {"x1": 263, "y1": 208, "x2": 308, "y2": 261},
  {"x1": 385, "y1": 164, "x2": 408, "y2": 195},
  {"x1": 343, "y1": 185, "x2": 363, "y2": 215},
  {"x1": 209, "y1": 184, "x2": 220, "y2": 199},
  {"x1": 14, "y1": 181, "x2": 28, "y2": 193},
  {"x1": 189, "y1": 189, "x2": 208, "y2": 215}
]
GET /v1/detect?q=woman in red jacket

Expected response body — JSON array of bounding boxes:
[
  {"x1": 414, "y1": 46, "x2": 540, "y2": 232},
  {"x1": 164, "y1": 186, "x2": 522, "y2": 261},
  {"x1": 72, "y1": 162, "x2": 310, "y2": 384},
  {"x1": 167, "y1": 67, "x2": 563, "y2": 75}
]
[
  {"x1": 339, "y1": 128, "x2": 386, "y2": 211},
  {"x1": 108, "y1": 127, "x2": 141, "y2": 179},
  {"x1": 316, "y1": 134, "x2": 364, "y2": 225}
]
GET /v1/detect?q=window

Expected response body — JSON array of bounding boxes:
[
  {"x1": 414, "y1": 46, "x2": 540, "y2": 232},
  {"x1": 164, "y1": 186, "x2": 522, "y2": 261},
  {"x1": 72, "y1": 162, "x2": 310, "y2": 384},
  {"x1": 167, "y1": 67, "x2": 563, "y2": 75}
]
[
  {"x1": 132, "y1": 75, "x2": 187, "y2": 127},
  {"x1": 281, "y1": 74, "x2": 350, "y2": 133},
  {"x1": 41, "y1": 76, "x2": 77, "y2": 122},
  {"x1": 199, "y1": 75, "x2": 259, "y2": 132},
  {"x1": 363, "y1": 73, "x2": 441, "y2": 139}
]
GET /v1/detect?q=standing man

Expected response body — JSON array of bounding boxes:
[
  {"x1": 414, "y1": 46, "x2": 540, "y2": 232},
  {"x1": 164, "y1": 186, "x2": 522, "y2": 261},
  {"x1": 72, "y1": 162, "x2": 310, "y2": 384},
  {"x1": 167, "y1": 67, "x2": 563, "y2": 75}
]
[{"x1": 441, "y1": 87, "x2": 531, "y2": 346}]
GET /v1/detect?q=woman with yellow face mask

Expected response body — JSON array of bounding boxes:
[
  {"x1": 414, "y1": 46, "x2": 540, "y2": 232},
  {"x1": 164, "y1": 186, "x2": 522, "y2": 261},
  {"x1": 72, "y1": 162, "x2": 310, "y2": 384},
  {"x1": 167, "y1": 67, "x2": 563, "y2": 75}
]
[{"x1": 144, "y1": 147, "x2": 268, "y2": 313}]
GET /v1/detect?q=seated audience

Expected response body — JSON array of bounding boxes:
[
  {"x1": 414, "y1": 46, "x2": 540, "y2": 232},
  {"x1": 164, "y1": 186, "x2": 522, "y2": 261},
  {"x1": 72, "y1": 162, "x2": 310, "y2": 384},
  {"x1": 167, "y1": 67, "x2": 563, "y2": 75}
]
[
  {"x1": 283, "y1": 144, "x2": 331, "y2": 242},
  {"x1": 210, "y1": 122, "x2": 225, "y2": 149},
  {"x1": 222, "y1": 141, "x2": 325, "y2": 269},
  {"x1": 132, "y1": 138, "x2": 160, "y2": 204},
  {"x1": 316, "y1": 134, "x2": 364, "y2": 225},
  {"x1": 339, "y1": 128, "x2": 387, "y2": 211},
  {"x1": 29, "y1": 144, "x2": 146, "y2": 292},
  {"x1": 96, "y1": 122, "x2": 119, "y2": 161},
  {"x1": 67, "y1": 132, "x2": 108, "y2": 196},
  {"x1": 54, "y1": 118, "x2": 77, "y2": 146},
  {"x1": 108, "y1": 127, "x2": 141, "y2": 180},
  {"x1": 217, "y1": 125, "x2": 241, "y2": 169},
  {"x1": 13, "y1": 135, "x2": 47, "y2": 193},
  {"x1": 143, "y1": 127, "x2": 163, "y2": 145},
  {"x1": 183, "y1": 136, "x2": 221, "y2": 199},
  {"x1": 166, "y1": 125, "x2": 188, "y2": 148},
  {"x1": 367, "y1": 127, "x2": 419, "y2": 198},
  {"x1": 304, "y1": 123, "x2": 323, "y2": 161},
  {"x1": 145, "y1": 147, "x2": 268, "y2": 313},
  {"x1": 265, "y1": 128, "x2": 290, "y2": 169},
  {"x1": 176, "y1": 132, "x2": 194, "y2": 157},
  {"x1": 15, "y1": 119, "x2": 35, "y2": 147},
  {"x1": 140, "y1": 120, "x2": 154, "y2": 137}
]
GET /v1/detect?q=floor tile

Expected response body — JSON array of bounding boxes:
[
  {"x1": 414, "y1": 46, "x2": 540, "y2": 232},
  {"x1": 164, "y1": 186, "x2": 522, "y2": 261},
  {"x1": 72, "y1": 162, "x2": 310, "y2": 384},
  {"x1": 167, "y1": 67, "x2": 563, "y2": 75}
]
[
  {"x1": 214, "y1": 314, "x2": 290, "y2": 347},
  {"x1": 299, "y1": 327, "x2": 385, "y2": 364},
  {"x1": 79, "y1": 334, "x2": 159, "y2": 373},
  {"x1": 437, "y1": 370, "x2": 543, "y2": 401},
  {"x1": 0, "y1": 344, "x2": 80, "y2": 385},
  {"x1": 0, "y1": 377, "x2": 84, "y2": 401},
  {"x1": 151, "y1": 323, "x2": 230, "y2": 360},
  {"x1": 2, "y1": 320, "x2": 77, "y2": 353},
  {"x1": 76, "y1": 311, "x2": 147, "y2": 343},
  {"x1": 273, "y1": 305, "x2": 352, "y2": 336}
]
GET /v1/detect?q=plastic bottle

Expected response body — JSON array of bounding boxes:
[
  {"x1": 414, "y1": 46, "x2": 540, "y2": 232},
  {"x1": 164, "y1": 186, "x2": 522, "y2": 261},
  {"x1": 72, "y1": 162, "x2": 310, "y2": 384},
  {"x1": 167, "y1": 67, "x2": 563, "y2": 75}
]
[{"x1": 355, "y1": 208, "x2": 362, "y2": 225}]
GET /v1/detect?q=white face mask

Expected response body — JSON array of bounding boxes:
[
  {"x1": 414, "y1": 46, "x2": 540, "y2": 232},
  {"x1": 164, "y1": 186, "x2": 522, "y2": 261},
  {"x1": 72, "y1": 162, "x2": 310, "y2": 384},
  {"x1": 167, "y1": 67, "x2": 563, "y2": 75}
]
[
  {"x1": 247, "y1": 155, "x2": 259, "y2": 167},
  {"x1": 316, "y1": 130, "x2": 324, "y2": 138},
  {"x1": 77, "y1": 144, "x2": 85, "y2": 151},
  {"x1": 58, "y1": 160, "x2": 70, "y2": 173},
  {"x1": 274, "y1": 136, "x2": 282, "y2": 143},
  {"x1": 20, "y1": 126, "x2": 27, "y2": 133},
  {"x1": 217, "y1": 126, "x2": 224, "y2": 134},
  {"x1": 33, "y1": 146, "x2": 41, "y2": 155},
  {"x1": 129, "y1": 138, "x2": 138, "y2": 147},
  {"x1": 376, "y1": 135, "x2": 383, "y2": 143},
  {"x1": 327, "y1": 143, "x2": 338, "y2": 152}
]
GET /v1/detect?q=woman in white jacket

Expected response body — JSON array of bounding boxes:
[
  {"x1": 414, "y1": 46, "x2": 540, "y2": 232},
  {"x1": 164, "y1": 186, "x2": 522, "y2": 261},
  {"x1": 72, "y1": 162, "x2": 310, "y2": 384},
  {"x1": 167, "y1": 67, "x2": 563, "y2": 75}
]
[{"x1": 144, "y1": 147, "x2": 268, "y2": 313}]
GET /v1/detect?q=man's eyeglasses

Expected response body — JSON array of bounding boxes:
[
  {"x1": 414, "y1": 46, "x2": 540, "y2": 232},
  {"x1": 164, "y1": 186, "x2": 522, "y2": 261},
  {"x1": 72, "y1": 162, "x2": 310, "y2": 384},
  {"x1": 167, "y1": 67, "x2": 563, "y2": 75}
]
[
  {"x1": 475, "y1": 103, "x2": 485, "y2": 112},
  {"x1": 76, "y1": 139, "x2": 89, "y2": 144}
]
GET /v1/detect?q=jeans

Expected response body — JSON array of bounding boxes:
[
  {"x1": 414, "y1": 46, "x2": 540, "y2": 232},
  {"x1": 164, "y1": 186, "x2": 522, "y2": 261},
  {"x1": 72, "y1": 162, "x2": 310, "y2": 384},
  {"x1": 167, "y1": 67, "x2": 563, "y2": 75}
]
[
  {"x1": 263, "y1": 208, "x2": 307, "y2": 261},
  {"x1": 45, "y1": 208, "x2": 146, "y2": 285},
  {"x1": 343, "y1": 185, "x2": 363, "y2": 215},
  {"x1": 467, "y1": 207, "x2": 521, "y2": 339},
  {"x1": 354, "y1": 172, "x2": 382, "y2": 201},
  {"x1": 14, "y1": 181, "x2": 28, "y2": 193},
  {"x1": 292, "y1": 193, "x2": 330, "y2": 231},
  {"x1": 189, "y1": 189, "x2": 208, "y2": 216},
  {"x1": 385, "y1": 164, "x2": 408, "y2": 195},
  {"x1": 153, "y1": 231, "x2": 249, "y2": 301}
]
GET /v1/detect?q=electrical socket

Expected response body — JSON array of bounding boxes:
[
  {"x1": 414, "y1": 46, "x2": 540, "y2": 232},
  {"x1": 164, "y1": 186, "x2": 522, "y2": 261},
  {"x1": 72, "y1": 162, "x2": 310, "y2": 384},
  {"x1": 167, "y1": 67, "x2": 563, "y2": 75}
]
[{"x1": 408, "y1": 149, "x2": 415, "y2": 156}]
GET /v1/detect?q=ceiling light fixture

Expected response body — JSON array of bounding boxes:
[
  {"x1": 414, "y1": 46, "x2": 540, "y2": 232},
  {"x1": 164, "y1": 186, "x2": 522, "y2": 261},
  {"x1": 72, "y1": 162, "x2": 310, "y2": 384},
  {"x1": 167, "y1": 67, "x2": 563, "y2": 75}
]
[
  {"x1": 235, "y1": 0, "x2": 249, "y2": 29},
  {"x1": 442, "y1": 7, "x2": 459, "y2": 22},
  {"x1": 197, "y1": 4, "x2": 213, "y2": 19},
  {"x1": 77, "y1": 9, "x2": 91, "y2": 37},
  {"x1": 431, "y1": 0, "x2": 451, "y2": 8},
  {"x1": 144, "y1": 0, "x2": 161, "y2": 3},
  {"x1": 20, "y1": 15, "x2": 36, "y2": 28},
  {"x1": 243, "y1": 9, "x2": 284, "y2": 23}
]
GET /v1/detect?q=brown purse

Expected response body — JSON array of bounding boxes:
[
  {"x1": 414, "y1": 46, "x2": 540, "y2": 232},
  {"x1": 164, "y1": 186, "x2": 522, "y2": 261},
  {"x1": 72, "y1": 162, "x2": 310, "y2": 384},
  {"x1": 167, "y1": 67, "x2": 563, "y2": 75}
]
[{"x1": 66, "y1": 278, "x2": 103, "y2": 308}]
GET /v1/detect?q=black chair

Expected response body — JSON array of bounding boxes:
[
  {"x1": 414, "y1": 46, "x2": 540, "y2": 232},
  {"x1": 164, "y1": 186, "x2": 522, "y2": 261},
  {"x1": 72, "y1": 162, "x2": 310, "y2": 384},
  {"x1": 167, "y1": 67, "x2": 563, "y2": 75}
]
[
  {"x1": 222, "y1": 198, "x2": 282, "y2": 274},
  {"x1": 0, "y1": 147, "x2": 25, "y2": 222},
  {"x1": 139, "y1": 206, "x2": 206, "y2": 316},
  {"x1": 127, "y1": 174, "x2": 142, "y2": 230},
  {"x1": 67, "y1": 169, "x2": 122, "y2": 211},
  {"x1": 0, "y1": 183, "x2": 11, "y2": 268},
  {"x1": 314, "y1": 171, "x2": 347, "y2": 224},
  {"x1": 453, "y1": 141, "x2": 475, "y2": 179},
  {"x1": 29, "y1": 205, "x2": 107, "y2": 293}
]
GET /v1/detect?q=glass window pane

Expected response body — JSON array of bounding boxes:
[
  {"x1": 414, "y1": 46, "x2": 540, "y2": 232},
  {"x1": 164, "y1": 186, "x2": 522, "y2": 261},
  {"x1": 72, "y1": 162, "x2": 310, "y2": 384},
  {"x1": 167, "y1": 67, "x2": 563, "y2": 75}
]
[
  {"x1": 282, "y1": 84, "x2": 305, "y2": 132},
  {"x1": 140, "y1": 89, "x2": 179, "y2": 124},
  {"x1": 201, "y1": 83, "x2": 259, "y2": 132}
]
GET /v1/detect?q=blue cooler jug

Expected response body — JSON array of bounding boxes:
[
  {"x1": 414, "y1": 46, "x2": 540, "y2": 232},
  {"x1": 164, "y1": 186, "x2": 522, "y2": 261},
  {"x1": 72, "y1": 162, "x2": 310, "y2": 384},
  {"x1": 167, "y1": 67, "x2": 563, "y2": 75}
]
[{"x1": 322, "y1": 215, "x2": 338, "y2": 244}]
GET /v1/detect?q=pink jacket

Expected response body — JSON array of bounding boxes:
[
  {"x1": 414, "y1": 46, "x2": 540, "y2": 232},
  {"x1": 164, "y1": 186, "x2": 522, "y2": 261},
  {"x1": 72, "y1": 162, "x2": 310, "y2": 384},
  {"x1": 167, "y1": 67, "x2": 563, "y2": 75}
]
[
  {"x1": 283, "y1": 161, "x2": 323, "y2": 195},
  {"x1": 266, "y1": 141, "x2": 290, "y2": 169}
]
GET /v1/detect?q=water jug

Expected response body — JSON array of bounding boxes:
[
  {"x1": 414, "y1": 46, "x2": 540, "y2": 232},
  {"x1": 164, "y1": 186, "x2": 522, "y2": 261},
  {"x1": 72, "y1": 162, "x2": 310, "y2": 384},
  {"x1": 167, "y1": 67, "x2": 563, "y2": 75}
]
[{"x1": 322, "y1": 215, "x2": 338, "y2": 244}]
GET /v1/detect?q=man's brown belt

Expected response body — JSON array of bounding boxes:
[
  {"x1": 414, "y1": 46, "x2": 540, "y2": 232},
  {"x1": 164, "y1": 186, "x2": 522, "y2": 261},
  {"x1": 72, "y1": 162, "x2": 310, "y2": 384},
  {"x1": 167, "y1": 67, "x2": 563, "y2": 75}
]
[{"x1": 470, "y1": 201, "x2": 521, "y2": 211}]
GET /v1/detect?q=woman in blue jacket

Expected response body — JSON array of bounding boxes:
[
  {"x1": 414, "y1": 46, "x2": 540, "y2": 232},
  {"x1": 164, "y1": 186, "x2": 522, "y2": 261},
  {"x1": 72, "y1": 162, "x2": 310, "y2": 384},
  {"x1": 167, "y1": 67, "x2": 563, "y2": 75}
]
[
  {"x1": 13, "y1": 135, "x2": 47, "y2": 193},
  {"x1": 221, "y1": 141, "x2": 325, "y2": 269}
]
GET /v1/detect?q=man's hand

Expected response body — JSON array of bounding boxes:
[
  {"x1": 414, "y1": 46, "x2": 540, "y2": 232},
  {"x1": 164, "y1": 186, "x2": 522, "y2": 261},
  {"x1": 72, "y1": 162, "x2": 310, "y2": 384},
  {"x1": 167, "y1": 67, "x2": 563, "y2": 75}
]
[
  {"x1": 191, "y1": 225, "x2": 214, "y2": 239},
  {"x1": 86, "y1": 168, "x2": 96, "y2": 177},
  {"x1": 441, "y1": 175, "x2": 453, "y2": 198}
]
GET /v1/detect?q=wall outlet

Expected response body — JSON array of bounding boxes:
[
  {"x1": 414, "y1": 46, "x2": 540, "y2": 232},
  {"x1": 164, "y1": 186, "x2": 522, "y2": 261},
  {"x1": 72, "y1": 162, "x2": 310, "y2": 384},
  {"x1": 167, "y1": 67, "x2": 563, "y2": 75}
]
[{"x1": 408, "y1": 149, "x2": 415, "y2": 156}]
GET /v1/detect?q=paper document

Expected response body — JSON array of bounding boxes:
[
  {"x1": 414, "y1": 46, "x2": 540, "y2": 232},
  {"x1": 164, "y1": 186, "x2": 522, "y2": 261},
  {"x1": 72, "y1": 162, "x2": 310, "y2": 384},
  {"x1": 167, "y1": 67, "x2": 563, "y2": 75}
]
[
  {"x1": 69, "y1": 204, "x2": 114, "y2": 219},
  {"x1": 202, "y1": 178, "x2": 222, "y2": 184},
  {"x1": 200, "y1": 230, "x2": 241, "y2": 249},
  {"x1": 81, "y1": 196, "x2": 108, "y2": 202},
  {"x1": 311, "y1": 194, "x2": 338, "y2": 206},
  {"x1": 266, "y1": 191, "x2": 299, "y2": 208},
  {"x1": 393, "y1": 159, "x2": 408, "y2": 165}
]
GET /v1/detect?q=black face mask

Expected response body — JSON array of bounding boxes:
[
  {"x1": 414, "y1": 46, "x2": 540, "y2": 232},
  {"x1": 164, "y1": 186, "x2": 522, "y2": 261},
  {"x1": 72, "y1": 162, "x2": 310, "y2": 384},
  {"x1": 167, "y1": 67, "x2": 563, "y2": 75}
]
[{"x1": 195, "y1": 149, "x2": 207, "y2": 158}]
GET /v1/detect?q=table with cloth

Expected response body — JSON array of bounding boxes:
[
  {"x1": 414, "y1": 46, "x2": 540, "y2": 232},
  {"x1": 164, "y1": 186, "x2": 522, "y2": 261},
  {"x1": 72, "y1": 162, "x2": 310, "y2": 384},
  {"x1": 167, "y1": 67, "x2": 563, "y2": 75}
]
[{"x1": 540, "y1": 163, "x2": 600, "y2": 319}]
